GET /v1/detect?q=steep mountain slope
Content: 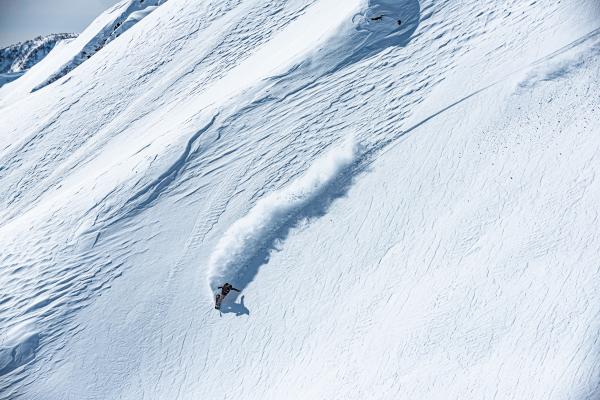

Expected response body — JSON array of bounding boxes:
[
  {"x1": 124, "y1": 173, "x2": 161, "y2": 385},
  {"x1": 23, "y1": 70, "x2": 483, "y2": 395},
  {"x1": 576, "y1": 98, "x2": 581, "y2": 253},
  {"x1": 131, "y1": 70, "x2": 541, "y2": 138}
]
[
  {"x1": 0, "y1": 0, "x2": 167, "y2": 100},
  {"x1": 0, "y1": 0, "x2": 599, "y2": 399},
  {"x1": 0, "y1": 34, "x2": 77, "y2": 87}
]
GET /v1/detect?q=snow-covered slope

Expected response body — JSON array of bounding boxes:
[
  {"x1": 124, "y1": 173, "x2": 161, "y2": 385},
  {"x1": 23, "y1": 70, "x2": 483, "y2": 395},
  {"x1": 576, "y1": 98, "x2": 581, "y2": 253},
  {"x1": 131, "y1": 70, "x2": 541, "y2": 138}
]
[
  {"x1": 0, "y1": 0, "x2": 599, "y2": 399},
  {"x1": 0, "y1": 33, "x2": 77, "y2": 87},
  {"x1": 0, "y1": 0, "x2": 167, "y2": 102}
]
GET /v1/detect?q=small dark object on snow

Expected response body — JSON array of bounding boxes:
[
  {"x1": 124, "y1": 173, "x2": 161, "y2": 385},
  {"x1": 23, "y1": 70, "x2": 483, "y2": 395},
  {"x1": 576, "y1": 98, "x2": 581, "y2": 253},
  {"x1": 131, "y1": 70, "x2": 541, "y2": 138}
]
[
  {"x1": 397, "y1": 19, "x2": 402, "y2": 26},
  {"x1": 371, "y1": 15, "x2": 384, "y2": 21},
  {"x1": 215, "y1": 282, "x2": 241, "y2": 310}
]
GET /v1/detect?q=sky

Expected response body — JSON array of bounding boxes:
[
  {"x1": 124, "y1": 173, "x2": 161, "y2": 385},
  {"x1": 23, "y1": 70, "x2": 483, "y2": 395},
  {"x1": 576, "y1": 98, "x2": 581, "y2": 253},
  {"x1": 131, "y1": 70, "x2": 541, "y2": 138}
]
[{"x1": 0, "y1": 0, "x2": 119, "y2": 47}]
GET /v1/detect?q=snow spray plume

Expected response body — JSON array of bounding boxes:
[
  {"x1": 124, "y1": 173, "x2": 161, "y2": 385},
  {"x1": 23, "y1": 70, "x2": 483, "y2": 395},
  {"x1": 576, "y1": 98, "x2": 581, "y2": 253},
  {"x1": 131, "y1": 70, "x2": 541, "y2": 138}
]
[{"x1": 207, "y1": 136, "x2": 359, "y2": 292}]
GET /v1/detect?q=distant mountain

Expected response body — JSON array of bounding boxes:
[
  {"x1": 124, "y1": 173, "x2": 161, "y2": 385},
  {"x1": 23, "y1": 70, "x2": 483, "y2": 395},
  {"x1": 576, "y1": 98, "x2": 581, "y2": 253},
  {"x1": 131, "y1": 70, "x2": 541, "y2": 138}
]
[
  {"x1": 0, "y1": 33, "x2": 77, "y2": 87},
  {"x1": 0, "y1": 0, "x2": 167, "y2": 96}
]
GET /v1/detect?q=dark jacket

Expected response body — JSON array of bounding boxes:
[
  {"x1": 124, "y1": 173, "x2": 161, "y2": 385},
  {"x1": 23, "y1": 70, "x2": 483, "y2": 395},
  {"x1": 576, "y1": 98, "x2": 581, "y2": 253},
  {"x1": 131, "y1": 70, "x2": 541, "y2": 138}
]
[{"x1": 218, "y1": 283, "x2": 240, "y2": 296}]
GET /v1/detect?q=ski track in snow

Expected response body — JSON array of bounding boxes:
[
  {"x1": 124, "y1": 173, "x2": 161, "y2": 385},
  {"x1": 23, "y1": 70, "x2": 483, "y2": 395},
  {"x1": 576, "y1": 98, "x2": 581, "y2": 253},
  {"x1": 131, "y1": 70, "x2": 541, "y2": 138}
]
[{"x1": 0, "y1": 0, "x2": 599, "y2": 398}]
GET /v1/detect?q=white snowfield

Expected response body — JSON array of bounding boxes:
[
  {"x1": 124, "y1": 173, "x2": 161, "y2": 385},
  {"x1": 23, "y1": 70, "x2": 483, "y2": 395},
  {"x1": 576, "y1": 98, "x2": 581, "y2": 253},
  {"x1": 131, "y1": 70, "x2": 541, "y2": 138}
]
[{"x1": 0, "y1": 0, "x2": 599, "y2": 398}]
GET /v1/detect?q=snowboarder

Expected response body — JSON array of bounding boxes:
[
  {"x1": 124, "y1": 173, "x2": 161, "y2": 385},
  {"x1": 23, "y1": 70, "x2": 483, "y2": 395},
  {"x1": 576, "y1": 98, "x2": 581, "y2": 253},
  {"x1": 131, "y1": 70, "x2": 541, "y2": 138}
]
[{"x1": 215, "y1": 282, "x2": 241, "y2": 310}]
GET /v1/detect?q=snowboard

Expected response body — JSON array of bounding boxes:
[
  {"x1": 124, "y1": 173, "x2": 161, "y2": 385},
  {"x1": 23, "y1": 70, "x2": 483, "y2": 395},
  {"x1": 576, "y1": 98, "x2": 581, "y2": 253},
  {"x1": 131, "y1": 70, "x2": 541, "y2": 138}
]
[{"x1": 215, "y1": 293, "x2": 223, "y2": 310}]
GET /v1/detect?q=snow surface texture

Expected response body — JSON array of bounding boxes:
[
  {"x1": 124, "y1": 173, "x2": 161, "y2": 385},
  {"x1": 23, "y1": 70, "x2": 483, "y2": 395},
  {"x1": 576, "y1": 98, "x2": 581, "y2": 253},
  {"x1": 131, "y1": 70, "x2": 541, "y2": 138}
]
[{"x1": 0, "y1": 0, "x2": 600, "y2": 399}]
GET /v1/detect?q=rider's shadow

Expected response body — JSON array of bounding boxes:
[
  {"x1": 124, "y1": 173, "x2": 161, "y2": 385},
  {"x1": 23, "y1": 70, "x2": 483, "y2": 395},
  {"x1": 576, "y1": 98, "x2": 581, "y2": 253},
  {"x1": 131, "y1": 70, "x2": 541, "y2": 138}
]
[{"x1": 220, "y1": 295, "x2": 250, "y2": 316}]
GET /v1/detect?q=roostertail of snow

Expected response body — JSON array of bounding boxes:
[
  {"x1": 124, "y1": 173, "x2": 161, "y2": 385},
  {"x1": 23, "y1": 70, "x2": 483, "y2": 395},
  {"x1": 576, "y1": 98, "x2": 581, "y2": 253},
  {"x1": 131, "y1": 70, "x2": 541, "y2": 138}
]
[{"x1": 206, "y1": 136, "x2": 359, "y2": 293}]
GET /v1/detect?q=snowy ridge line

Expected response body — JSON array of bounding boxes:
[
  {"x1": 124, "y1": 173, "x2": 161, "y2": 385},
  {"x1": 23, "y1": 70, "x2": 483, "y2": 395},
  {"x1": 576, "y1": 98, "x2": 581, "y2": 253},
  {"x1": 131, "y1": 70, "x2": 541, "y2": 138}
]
[
  {"x1": 102, "y1": 114, "x2": 218, "y2": 225},
  {"x1": 207, "y1": 135, "x2": 359, "y2": 292},
  {"x1": 32, "y1": 0, "x2": 168, "y2": 92},
  {"x1": 0, "y1": 32, "x2": 71, "y2": 87}
]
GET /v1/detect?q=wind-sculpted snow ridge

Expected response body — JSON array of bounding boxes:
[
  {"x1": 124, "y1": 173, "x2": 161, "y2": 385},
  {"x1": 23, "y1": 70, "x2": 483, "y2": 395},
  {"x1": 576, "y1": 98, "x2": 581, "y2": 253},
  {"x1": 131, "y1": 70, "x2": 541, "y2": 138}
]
[
  {"x1": 207, "y1": 136, "x2": 359, "y2": 292},
  {"x1": 0, "y1": 321, "x2": 39, "y2": 377},
  {"x1": 266, "y1": 0, "x2": 420, "y2": 100}
]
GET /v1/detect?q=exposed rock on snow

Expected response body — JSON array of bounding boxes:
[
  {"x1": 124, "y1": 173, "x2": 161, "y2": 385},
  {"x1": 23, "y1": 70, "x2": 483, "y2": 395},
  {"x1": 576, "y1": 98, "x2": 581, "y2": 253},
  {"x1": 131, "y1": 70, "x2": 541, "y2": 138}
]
[
  {"x1": 0, "y1": 33, "x2": 77, "y2": 87},
  {"x1": 32, "y1": 0, "x2": 168, "y2": 92}
]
